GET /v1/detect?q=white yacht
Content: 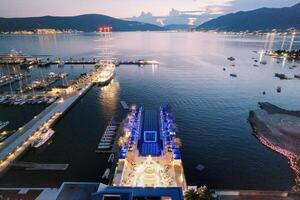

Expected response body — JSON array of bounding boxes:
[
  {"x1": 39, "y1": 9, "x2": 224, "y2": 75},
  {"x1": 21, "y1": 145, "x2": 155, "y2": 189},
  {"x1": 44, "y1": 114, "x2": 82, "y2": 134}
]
[
  {"x1": 32, "y1": 128, "x2": 55, "y2": 148},
  {"x1": 0, "y1": 121, "x2": 9, "y2": 130}
]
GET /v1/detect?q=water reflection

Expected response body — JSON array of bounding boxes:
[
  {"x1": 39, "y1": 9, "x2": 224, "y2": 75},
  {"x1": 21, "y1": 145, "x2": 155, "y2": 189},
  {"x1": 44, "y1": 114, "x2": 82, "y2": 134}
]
[
  {"x1": 100, "y1": 79, "x2": 120, "y2": 120},
  {"x1": 281, "y1": 33, "x2": 287, "y2": 50},
  {"x1": 288, "y1": 33, "x2": 296, "y2": 51}
]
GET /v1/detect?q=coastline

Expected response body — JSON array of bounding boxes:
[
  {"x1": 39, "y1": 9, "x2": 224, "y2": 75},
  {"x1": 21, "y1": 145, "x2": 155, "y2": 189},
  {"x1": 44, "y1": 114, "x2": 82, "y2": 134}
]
[{"x1": 249, "y1": 102, "x2": 300, "y2": 173}]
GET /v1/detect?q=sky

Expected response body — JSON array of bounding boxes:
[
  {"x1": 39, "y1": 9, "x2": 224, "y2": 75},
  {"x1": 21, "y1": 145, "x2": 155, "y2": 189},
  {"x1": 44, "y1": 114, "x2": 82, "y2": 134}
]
[{"x1": 1, "y1": 0, "x2": 300, "y2": 18}]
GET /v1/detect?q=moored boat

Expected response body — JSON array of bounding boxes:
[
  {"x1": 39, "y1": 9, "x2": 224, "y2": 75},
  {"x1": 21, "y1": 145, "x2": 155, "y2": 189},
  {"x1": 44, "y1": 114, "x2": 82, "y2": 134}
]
[{"x1": 32, "y1": 128, "x2": 55, "y2": 148}]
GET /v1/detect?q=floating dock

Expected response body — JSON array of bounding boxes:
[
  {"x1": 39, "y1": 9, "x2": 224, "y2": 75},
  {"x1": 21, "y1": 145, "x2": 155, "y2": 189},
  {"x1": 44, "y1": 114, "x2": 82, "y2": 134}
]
[
  {"x1": 120, "y1": 101, "x2": 129, "y2": 110},
  {"x1": 115, "y1": 60, "x2": 159, "y2": 66},
  {"x1": 95, "y1": 120, "x2": 120, "y2": 153},
  {"x1": 12, "y1": 161, "x2": 69, "y2": 171}
]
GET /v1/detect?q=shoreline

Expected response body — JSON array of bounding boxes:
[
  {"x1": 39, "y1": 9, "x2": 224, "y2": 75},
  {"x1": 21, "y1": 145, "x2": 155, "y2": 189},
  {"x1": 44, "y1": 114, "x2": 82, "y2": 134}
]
[{"x1": 249, "y1": 102, "x2": 300, "y2": 174}]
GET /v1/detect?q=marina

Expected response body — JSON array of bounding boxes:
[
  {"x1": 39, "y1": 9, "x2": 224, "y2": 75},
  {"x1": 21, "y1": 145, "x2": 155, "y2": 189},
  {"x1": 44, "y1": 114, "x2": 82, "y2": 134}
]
[
  {"x1": 0, "y1": 61, "x2": 116, "y2": 175},
  {"x1": 0, "y1": 94, "x2": 58, "y2": 105},
  {"x1": 0, "y1": 74, "x2": 25, "y2": 88},
  {"x1": 19, "y1": 72, "x2": 68, "y2": 93}
]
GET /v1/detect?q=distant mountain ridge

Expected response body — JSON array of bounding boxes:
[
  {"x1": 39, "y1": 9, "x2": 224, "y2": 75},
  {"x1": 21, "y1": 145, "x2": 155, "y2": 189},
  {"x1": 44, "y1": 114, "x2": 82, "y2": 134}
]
[
  {"x1": 0, "y1": 14, "x2": 164, "y2": 32},
  {"x1": 164, "y1": 24, "x2": 195, "y2": 30},
  {"x1": 197, "y1": 3, "x2": 300, "y2": 32}
]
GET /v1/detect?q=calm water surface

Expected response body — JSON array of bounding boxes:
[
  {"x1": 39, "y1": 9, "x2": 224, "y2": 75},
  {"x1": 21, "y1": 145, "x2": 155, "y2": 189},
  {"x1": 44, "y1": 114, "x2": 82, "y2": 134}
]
[{"x1": 0, "y1": 32, "x2": 299, "y2": 189}]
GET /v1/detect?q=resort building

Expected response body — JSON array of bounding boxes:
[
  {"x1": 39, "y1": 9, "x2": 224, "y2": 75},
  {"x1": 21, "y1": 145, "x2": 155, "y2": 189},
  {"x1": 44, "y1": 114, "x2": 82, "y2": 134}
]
[{"x1": 113, "y1": 105, "x2": 187, "y2": 189}]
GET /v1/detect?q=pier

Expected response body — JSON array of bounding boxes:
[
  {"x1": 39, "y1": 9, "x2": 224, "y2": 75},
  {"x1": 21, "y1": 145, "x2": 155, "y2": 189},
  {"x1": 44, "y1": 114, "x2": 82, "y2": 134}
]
[
  {"x1": 0, "y1": 62, "x2": 116, "y2": 175},
  {"x1": 0, "y1": 74, "x2": 25, "y2": 88},
  {"x1": 120, "y1": 101, "x2": 129, "y2": 109},
  {"x1": 95, "y1": 120, "x2": 120, "y2": 153},
  {"x1": 12, "y1": 161, "x2": 69, "y2": 171},
  {"x1": 115, "y1": 60, "x2": 159, "y2": 66}
]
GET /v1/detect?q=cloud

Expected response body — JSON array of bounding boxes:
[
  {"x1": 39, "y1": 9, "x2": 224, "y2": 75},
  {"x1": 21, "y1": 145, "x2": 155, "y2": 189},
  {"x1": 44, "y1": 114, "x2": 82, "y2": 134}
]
[
  {"x1": 156, "y1": 18, "x2": 166, "y2": 26},
  {"x1": 187, "y1": 17, "x2": 197, "y2": 25},
  {"x1": 195, "y1": 0, "x2": 234, "y2": 14},
  {"x1": 200, "y1": 5, "x2": 231, "y2": 14}
]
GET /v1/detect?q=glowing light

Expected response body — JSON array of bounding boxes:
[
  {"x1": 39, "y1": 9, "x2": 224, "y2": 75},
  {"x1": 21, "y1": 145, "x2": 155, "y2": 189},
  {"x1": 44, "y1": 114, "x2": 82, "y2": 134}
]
[
  {"x1": 58, "y1": 98, "x2": 64, "y2": 103},
  {"x1": 187, "y1": 17, "x2": 197, "y2": 26}
]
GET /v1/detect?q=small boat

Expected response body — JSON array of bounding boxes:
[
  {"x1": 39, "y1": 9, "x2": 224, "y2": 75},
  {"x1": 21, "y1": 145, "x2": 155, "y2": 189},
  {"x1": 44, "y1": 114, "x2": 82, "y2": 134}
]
[
  {"x1": 227, "y1": 57, "x2": 235, "y2": 61},
  {"x1": 32, "y1": 128, "x2": 55, "y2": 148},
  {"x1": 277, "y1": 86, "x2": 282, "y2": 93},
  {"x1": 230, "y1": 74, "x2": 237, "y2": 77},
  {"x1": 0, "y1": 96, "x2": 7, "y2": 103},
  {"x1": 102, "y1": 168, "x2": 110, "y2": 179},
  {"x1": 294, "y1": 74, "x2": 300, "y2": 79},
  {"x1": 275, "y1": 73, "x2": 289, "y2": 80},
  {"x1": 260, "y1": 61, "x2": 267, "y2": 65},
  {"x1": 19, "y1": 100, "x2": 26, "y2": 105},
  {"x1": 0, "y1": 121, "x2": 9, "y2": 130}
]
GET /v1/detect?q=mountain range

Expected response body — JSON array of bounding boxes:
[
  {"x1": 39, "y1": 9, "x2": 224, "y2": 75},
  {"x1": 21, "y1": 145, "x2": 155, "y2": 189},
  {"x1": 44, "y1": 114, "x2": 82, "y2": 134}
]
[
  {"x1": 197, "y1": 3, "x2": 300, "y2": 32},
  {"x1": 0, "y1": 14, "x2": 164, "y2": 32},
  {"x1": 0, "y1": 3, "x2": 300, "y2": 33}
]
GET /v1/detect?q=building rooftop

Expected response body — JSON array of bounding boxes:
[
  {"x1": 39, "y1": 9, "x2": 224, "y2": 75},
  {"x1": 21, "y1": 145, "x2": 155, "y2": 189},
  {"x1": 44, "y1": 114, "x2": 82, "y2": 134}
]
[{"x1": 92, "y1": 186, "x2": 184, "y2": 200}]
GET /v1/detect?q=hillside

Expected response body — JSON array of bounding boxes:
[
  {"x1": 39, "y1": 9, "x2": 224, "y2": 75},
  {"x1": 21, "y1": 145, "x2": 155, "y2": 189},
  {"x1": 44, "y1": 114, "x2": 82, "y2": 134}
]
[
  {"x1": 197, "y1": 3, "x2": 300, "y2": 32},
  {"x1": 0, "y1": 14, "x2": 164, "y2": 32}
]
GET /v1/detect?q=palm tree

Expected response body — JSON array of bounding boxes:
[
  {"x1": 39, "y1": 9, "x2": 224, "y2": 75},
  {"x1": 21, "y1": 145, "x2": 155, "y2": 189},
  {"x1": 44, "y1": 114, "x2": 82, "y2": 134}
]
[
  {"x1": 118, "y1": 135, "x2": 128, "y2": 147},
  {"x1": 292, "y1": 172, "x2": 300, "y2": 191},
  {"x1": 184, "y1": 186, "x2": 215, "y2": 200},
  {"x1": 197, "y1": 186, "x2": 215, "y2": 200},
  {"x1": 184, "y1": 189, "x2": 199, "y2": 200}
]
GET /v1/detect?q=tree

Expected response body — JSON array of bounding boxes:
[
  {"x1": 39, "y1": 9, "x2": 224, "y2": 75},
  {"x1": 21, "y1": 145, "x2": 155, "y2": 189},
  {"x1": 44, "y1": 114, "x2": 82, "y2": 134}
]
[
  {"x1": 197, "y1": 186, "x2": 215, "y2": 200},
  {"x1": 292, "y1": 169, "x2": 300, "y2": 191},
  {"x1": 184, "y1": 189, "x2": 199, "y2": 200},
  {"x1": 292, "y1": 159, "x2": 300, "y2": 191},
  {"x1": 118, "y1": 135, "x2": 129, "y2": 147},
  {"x1": 184, "y1": 186, "x2": 215, "y2": 200}
]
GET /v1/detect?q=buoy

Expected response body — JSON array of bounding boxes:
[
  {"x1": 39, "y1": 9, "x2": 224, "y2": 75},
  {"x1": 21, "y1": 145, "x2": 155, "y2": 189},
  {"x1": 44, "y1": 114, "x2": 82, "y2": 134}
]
[{"x1": 277, "y1": 86, "x2": 282, "y2": 93}]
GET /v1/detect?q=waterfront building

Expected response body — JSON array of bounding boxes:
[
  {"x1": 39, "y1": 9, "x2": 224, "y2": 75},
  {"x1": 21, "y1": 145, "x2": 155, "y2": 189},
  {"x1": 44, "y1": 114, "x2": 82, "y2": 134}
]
[{"x1": 113, "y1": 105, "x2": 187, "y2": 189}]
